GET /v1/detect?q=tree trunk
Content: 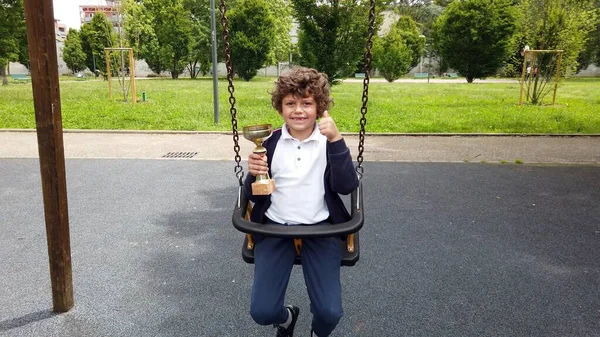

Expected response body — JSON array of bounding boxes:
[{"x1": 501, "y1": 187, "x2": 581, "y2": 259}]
[
  {"x1": 466, "y1": 76, "x2": 474, "y2": 83},
  {"x1": 1, "y1": 65, "x2": 8, "y2": 86}
]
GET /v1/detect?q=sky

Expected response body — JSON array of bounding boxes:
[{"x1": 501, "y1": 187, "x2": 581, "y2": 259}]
[{"x1": 53, "y1": 0, "x2": 105, "y2": 31}]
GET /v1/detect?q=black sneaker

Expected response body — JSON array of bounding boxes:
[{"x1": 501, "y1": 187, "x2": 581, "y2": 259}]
[{"x1": 274, "y1": 305, "x2": 300, "y2": 337}]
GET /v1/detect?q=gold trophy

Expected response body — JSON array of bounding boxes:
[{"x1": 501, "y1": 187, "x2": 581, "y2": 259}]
[{"x1": 243, "y1": 124, "x2": 276, "y2": 195}]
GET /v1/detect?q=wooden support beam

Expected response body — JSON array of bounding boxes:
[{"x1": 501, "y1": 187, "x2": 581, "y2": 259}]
[
  {"x1": 130, "y1": 51, "x2": 136, "y2": 104},
  {"x1": 23, "y1": 0, "x2": 74, "y2": 312}
]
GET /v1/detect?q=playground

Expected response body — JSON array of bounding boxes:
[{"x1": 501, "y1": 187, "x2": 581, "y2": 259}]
[
  {"x1": 3, "y1": 0, "x2": 600, "y2": 335},
  {"x1": 2, "y1": 153, "x2": 599, "y2": 336}
]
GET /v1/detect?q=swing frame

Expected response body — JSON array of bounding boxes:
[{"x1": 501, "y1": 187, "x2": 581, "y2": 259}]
[{"x1": 220, "y1": 0, "x2": 376, "y2": 266}]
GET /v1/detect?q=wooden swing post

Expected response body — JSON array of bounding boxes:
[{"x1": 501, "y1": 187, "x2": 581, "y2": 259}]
[{"x1": 23, "y1": 0, "x2": 74, "y2": 312}]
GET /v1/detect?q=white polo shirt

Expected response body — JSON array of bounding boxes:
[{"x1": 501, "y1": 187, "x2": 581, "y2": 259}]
[{"x1": 265, "y1": 123, "x2": 329, "y2": 225}]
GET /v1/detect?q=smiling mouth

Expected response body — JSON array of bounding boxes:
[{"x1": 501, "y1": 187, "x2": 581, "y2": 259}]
[{"x1": 291, "y1": 117, "x2": 307, "y2": 121}]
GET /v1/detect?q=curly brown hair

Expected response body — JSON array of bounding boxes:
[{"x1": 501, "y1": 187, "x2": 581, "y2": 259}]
[{"x1": 271, "y1": 67, "x2": 332, "y2": 118}]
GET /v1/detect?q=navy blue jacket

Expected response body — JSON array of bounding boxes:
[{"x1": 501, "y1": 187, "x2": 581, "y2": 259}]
[{"x1": 244, "y1": 128, "x2": 359, "y2": 225}]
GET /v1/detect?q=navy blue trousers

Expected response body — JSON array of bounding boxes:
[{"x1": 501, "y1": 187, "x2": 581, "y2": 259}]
[{"x1": 250, "y1": 221, "x2": 343, "y2": 337}]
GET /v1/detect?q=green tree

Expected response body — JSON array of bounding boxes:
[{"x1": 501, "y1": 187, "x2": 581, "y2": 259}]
[
  {"x1": 589, "y1": 0, "x2": 600, "y2": 66},
  {"x1": 122, "y1": 0, "x2": 165, "y2": 74},
  {"x1": 62, "y1": 29, "x2": 87, "y2": 74},
  {"x1": 434, "y1": 0, "x2": 453, "y2": 6},
  {"x1": 373, "y1": 24, "x2": 413, "y2": 81},
  {"x1": 0, "y1": 0, "x2": 27, "y2": 85},
  {"x1": 292, "y1": 0, "x2": 381, "y2": 82},
  {"x1": 432, "y1": 0, "x2": 518, "y2": 83},
  {"x1": 519, "y1": 0, "x2": 598, "y2": 75},
  {"x1": 578, "y1": 12, "x2": 600, "y2": 70},
  {"x1": 155, "y1": 0, "x2": 192, "y2": 79},
  {"x1": 265, "y1": 0, "x2": 293, "y2": 69},
  {"x1": 500, "y1": 34, "x2": 528, "y2": 78},
  {"x1": 393, "y1": 15, "x2": 425, "y2": 68},
  {"x1": 229, "y1": 0, "x2": 275, "y2": 81},
  {"x1": 388, "y1": 0, "x2": 444, "y2": 37},
  {"x1": 128, "y1": 0, "x2": 192, "y2": 79},
  {"x1": 184, "y1": 0, "x2": 213, "y2": 78},
  {"x1": 80, "y1": 13, "x2": 116, "y2": 77},
  {"x1": 122, "y1": 0, "x2": 155, "y2": 58}
]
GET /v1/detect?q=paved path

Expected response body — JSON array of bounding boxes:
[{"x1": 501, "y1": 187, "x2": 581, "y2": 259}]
[
  {"x1": 1, "y1": 160, "x2": 599, "y2": 336},
  {"x1": 1, "y1": 130, "x2": 599, "y2": 164}
]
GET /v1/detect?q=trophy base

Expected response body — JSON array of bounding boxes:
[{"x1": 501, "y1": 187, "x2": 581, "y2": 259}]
[{"x1": 252, "y1": 179, "x2": 275, "y2": 195}]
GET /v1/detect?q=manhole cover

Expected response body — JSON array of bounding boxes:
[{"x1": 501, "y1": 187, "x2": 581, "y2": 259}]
[{"x1": 162, "y1": 152, "x2": 198, "y2": 159}]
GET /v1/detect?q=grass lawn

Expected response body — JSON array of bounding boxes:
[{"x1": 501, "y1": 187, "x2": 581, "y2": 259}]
[{"x1": 1, "y1": 76, "x2": 599, "y2": 134}]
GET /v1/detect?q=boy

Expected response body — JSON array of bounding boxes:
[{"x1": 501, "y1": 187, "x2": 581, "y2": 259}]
[{"x1": 245, "y1": 67, "x2": 359, "y2": 337}]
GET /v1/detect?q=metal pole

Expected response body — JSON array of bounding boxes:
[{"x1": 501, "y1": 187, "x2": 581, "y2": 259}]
[
  {"x1": 210, "y1": 0, "x2": 220, "y2": 125},
  {"x1": 23, "y1": 0, "x2": 74, "y2": 313}
]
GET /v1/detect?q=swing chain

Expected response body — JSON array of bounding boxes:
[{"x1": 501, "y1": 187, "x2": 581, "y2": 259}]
[
  {"x1": 219, "y1": 0, "x2": 244, "y2": 186},
  {"x1": 220, "y1": 0, "x2": 374, "y2": 182},
  {"x1": 356, "y1": 0, "x2": 376, "y2": 178}
]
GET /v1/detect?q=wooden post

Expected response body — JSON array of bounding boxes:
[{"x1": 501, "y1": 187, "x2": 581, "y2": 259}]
[
  {"x1": 129, "y1": 50, "x2": 136, "y2": 104},
  {"x1": 22, "y1": 0, "x2": 74, "y2": 312},
  {"x1": 106, "y1": 49, "x2": 112, "y2": 99}
]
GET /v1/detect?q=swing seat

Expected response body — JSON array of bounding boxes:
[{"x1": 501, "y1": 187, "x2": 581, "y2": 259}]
[
  {"x1": 233, "y1": 182, "x2": 364, "y2": 266},
  {"x1": 241, "y1": 232, "x2": 360, "y2": 266}
]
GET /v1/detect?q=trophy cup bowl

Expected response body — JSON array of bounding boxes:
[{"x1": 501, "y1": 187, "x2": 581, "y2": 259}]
[{"x1": 243, "y1": 124, "x2": 275, "y2": 195}]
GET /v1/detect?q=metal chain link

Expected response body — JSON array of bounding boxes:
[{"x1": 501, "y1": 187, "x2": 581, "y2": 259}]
[
  {"x1": 219, "y1": 0, "x2": 244, "y2": 186},
  {"x1": 356, "y1": 0, "x2": 376, "y2": 179}
]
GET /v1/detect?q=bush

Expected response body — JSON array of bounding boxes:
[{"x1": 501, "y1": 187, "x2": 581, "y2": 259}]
[{"x1": 433, "y1": 0, "x2": 518, "y2": 83}]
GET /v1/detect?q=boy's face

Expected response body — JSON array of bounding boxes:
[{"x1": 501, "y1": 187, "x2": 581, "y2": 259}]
[{"x1": 280, "y1": 94, "x2": 318, "y2": 141}]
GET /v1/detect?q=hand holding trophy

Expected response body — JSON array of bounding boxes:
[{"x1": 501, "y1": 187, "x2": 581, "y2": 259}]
[{"x1": 243, "y1": 124, "x2": 275, "y2": 195}]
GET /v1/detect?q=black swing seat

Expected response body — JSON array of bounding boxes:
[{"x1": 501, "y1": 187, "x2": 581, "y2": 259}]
[
  {"x1": 233, "y1": 182, "x2": 364, "y2": 266},
  {"x1": 241, "y1": 232, "x2": 360, "y2": 266}
]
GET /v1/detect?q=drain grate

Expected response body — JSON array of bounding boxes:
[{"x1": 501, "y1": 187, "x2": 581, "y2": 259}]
[{"x1": 162, "y1": 151, "x2": 198, "y2": 159}]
